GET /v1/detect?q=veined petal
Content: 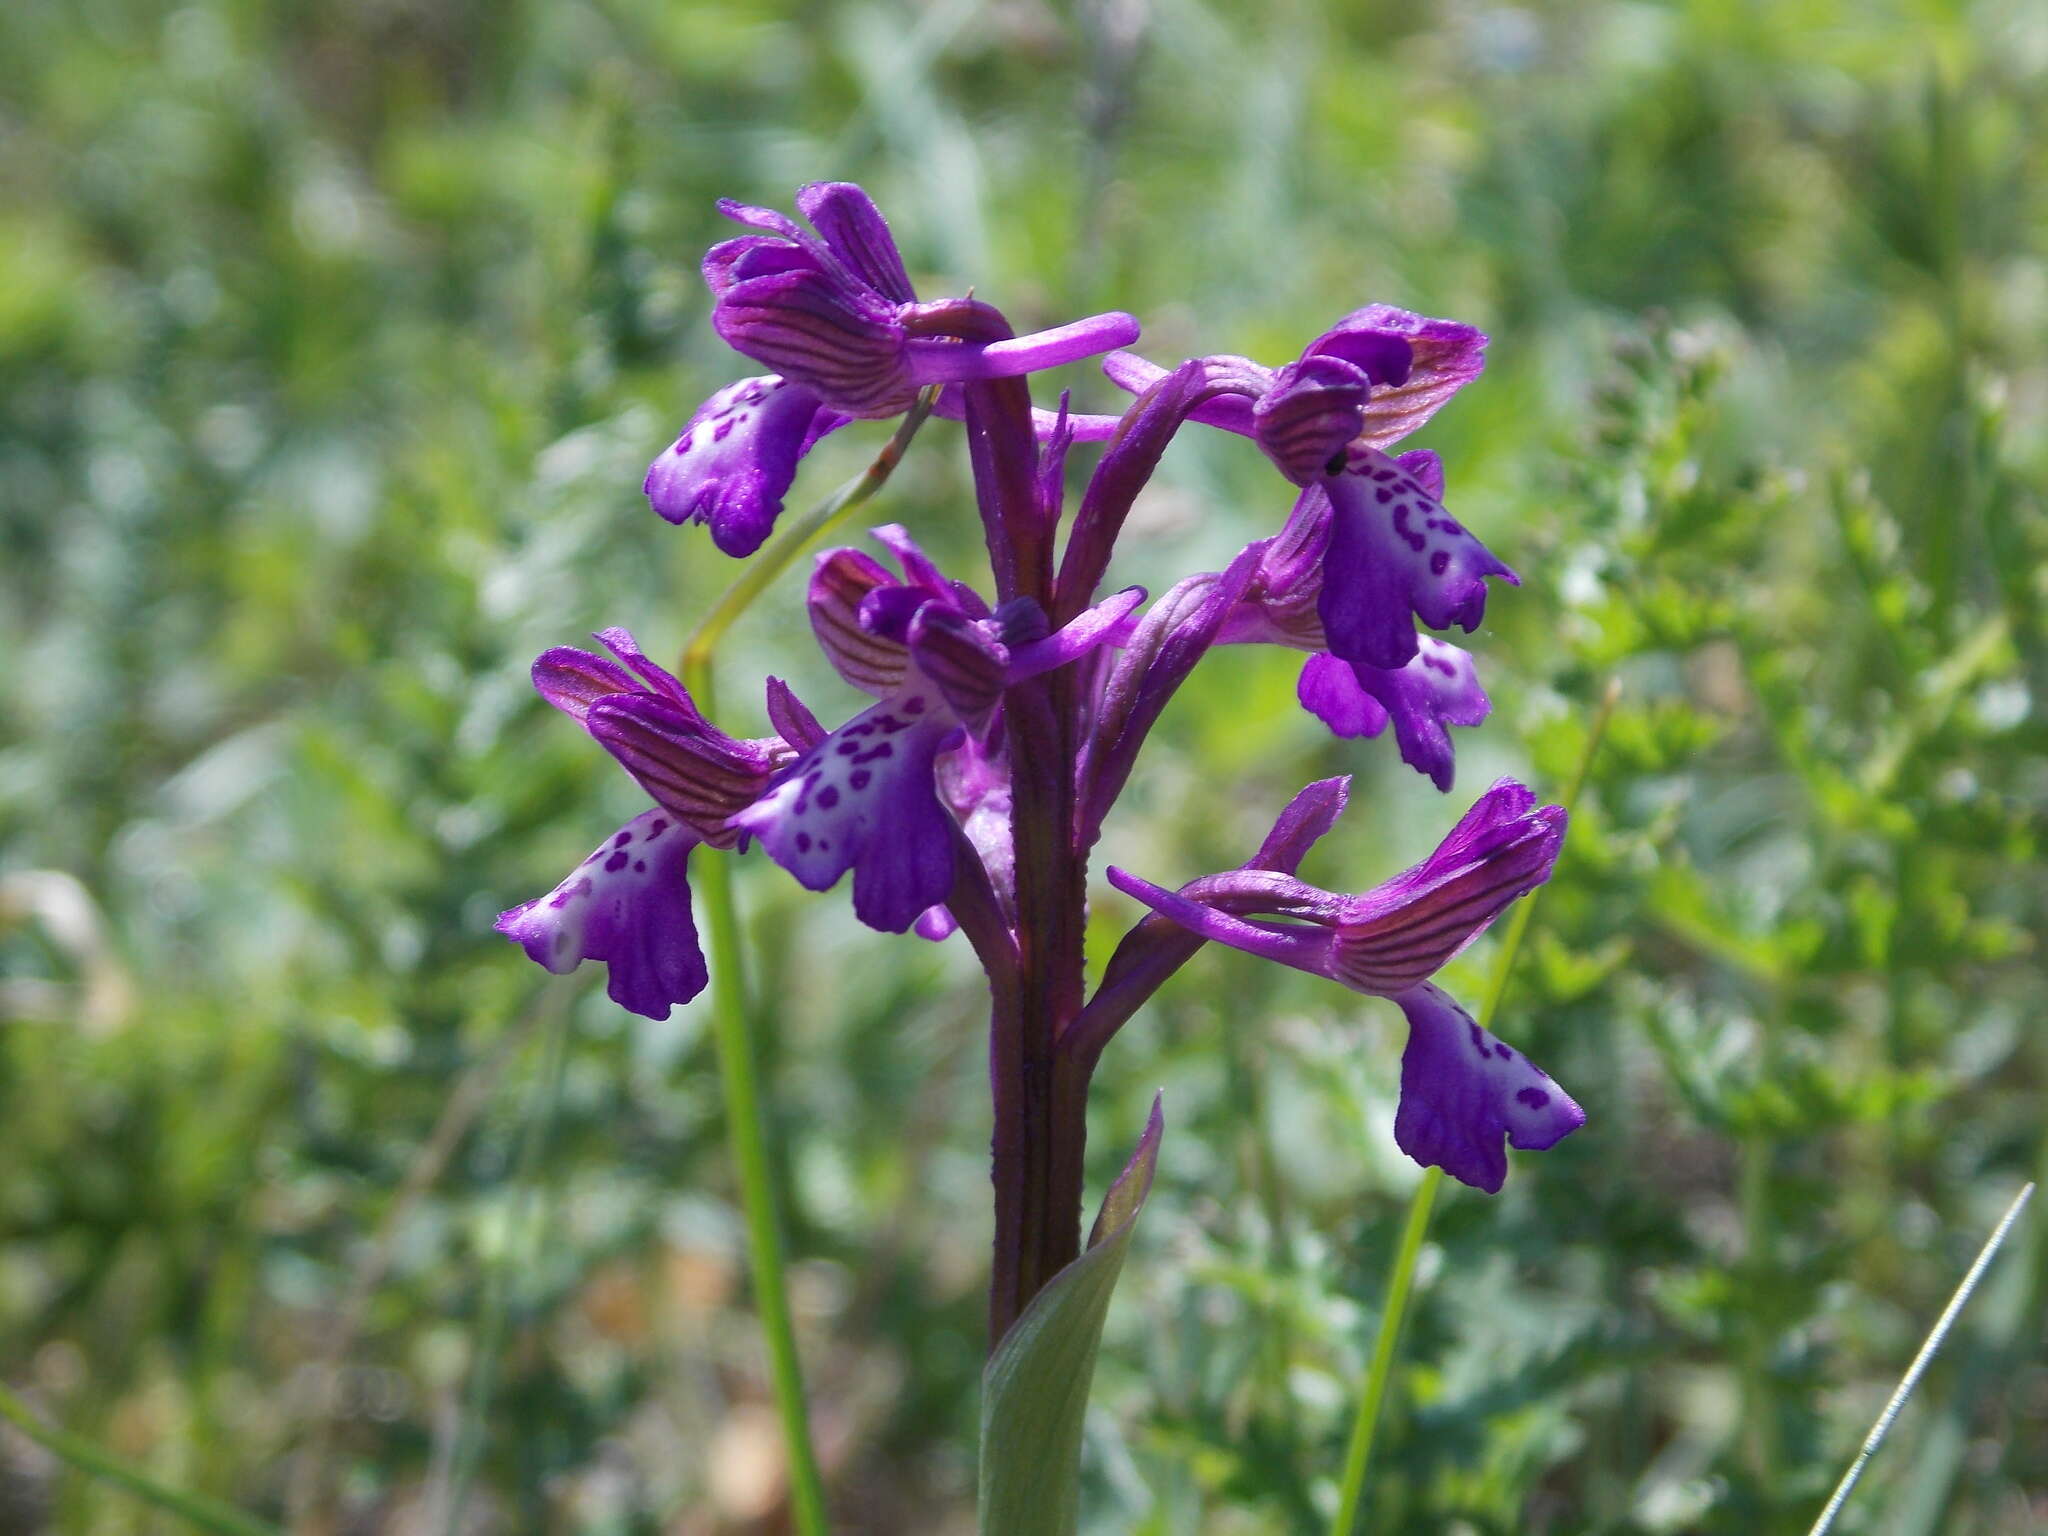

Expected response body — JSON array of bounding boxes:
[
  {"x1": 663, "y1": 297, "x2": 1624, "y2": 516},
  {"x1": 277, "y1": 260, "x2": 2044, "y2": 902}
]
[
  {"x1": 1319, "y1": 448, "x2": 1517, "y2": 671},
  {"x1": 809, "y1": 546, "x2": 909, "y2": 696},
  {"x1": 906, "y1": 604, "x2": 1008, "y2": 738},
  {"x1": 645, "y1": 375, "x2": 850, "y2": 558},
  {"x1": 1392, "y1": 983, "x2": 1583, "y2": 1192},
  {"x1": 495, "y1": 810, "x2": 707, "y2": 1021},
  {"x1": 585, "y1": 695, "x2": 781, "y2": 849},
  {"x1": 795, "y1": 181, "x2": 916, "y2": 304},
  {"x1": 1328, "y1": 786, "x2": 1564, "y2": 993},
  {"x1": 1252, "y1": 353, "x2": 1373, "y2": 484},
  {"x1": 1335, "y1": 306, "x2": 1488, "y2": 450},
  {"x1": 713, "y1": 264, "x2": 915, "y2": 418},
  {"x1": 729, "y1": 692, "x2": 956, "y2": 933},
  {"x1": 532, "y1": 646, "x2": 641, "y2": 723}
]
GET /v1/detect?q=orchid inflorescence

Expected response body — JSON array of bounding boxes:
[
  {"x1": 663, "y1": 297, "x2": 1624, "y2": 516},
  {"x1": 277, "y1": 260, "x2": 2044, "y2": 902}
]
[{"x1": 497, "y1": 181, "x2": 1584, "y2": 1338}]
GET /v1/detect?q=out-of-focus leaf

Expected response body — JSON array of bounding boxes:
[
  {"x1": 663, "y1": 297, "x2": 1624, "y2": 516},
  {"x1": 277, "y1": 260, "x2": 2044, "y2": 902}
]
[{"x1": 980, "y1": 1097, "x2": 1163, "y2": 1536}]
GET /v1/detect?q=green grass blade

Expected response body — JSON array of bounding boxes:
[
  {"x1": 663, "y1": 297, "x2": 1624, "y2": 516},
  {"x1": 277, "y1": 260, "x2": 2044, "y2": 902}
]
[
  {"x1": 0, "y1": 1381, "x2": 280, "y2": 1536},
  {"x1": 1806, "y1": 1180, "x2": 2036, "y2": 1536},
  {"x1": 679, "y1": 395, "x2": 934, "y2": 1536}
]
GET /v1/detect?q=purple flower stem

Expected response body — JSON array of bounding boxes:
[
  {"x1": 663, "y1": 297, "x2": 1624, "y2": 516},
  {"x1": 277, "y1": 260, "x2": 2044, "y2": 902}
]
[{"x1": 959, "y1": 361, "x2": 1095, "y2": 1344}]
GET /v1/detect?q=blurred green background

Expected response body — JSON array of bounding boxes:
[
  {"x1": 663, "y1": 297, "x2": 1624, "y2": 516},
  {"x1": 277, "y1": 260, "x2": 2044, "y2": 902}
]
[{"x1": 3, "y1": 0, "x2": 2045, "y2": 1531}]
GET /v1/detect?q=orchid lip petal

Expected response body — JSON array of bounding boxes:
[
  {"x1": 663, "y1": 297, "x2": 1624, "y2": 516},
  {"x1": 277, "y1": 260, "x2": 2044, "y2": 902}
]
[
  {"x1": 730, "y1": 692, "x2": 957, "y2": 933},
  {"x1": 644, "y1": 375, "x2": 848, "y2": 558},
  {"x1": 1392, "y1": 982, "x2": 1583, "y2": 1192},
  {"x1": 494, "y1": 809, "x2": 707, "y2": 1020}
]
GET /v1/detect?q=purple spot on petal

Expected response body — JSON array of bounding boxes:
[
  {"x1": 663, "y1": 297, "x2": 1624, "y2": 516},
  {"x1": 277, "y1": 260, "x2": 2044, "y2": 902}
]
[
  {"x1": 713, "y1": 417, "x2": 738, "y2": 443},
  {"x1": 1430, "y1": 550, "x2": 1450, "y2": 575},
  {"x1": 796, "y1": 832, "x2": 812, "y2": 852},
  {"x1": 903, "y1": 696, "x2": 927, "y2": 715},
  {"x1": 605, "y1": 850, "x2": 630, "y2": 872},
  {"x1": 853, "y1": 742, "x2": 894, "y2": 763},
  {"x1": 1440, "y1": 517, "x2": 1463, "y2": 535},
  {"x1": 850, "y1": 769, "x2": 871, "y2": 790},
  {"x1": 1467, "y1": 1021, "x2": 1486, "y2": 1053},
  {"x1": 1516, "y1": 1087, "x2": 1550, "y2": 1108},
  {"x1": 817, "y1": 786, "x2": 839, "y2": 809},
  {"x1": 614, "y1": 830, "x2": 634, "y2": 849},
  {"x1": 647, "y1": 818, "x2": 669, "y2": 839},
  {"x1": 1376, "y1": 487, "x2": 1393, "y2": 504},
  {"x1": 837, "y1": 741, "x2": 860, "y2": 756},
  {"x1": 634, "y1": 859, "x2": 646, "y2": 873}
]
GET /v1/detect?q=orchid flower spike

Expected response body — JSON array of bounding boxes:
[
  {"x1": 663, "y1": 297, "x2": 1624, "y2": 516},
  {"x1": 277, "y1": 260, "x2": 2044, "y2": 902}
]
[
  {"x1": 494, "y1": 629, "x2": 794, "y2": 1019},
  {"x1": 647, "y1": 182, "x2": 1140, "y2": 557},
  {"x1": 1106, "y1": 779, "x2": 1582, "y2": 1191}
]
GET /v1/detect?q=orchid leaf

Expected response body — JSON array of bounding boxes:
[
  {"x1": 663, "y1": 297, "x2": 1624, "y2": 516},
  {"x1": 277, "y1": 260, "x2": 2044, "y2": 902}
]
[{"x1": 980, "y1": 1096, "x2": 1164, "y2": 1536}]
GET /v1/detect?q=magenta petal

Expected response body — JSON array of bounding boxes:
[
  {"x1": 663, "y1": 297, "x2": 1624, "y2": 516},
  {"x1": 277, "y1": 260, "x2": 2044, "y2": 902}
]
[
  {"x1": 1252, "y1": 353, "x2": 1373, "y2": 484},
  {"x1": 1341, "y1": 637, "x2": 1491, "y2": 792},
  {"x1": 1297, "y1": 652, "x2": 1392, "y2": 739},
  {"x1": 586, "y1": 695, "x2": 778, "y2": 848},
  {"x1": 1250, "y1": 776, "x2": 1352, "y2": 874},
  {"x1": 1104, "y1": 867, "x2": 1338, "y2": 978},
  {"x1": 1392, "y1": 983, "x2": 1583, "y2": 1193},
  {"x1": 532, "y1": 647, "x2": 641, "y2": 723},
  {"x1": 728, "y1": 694, "x2": 956, "y2": 933},
  {"x1": 1341, "y1": 306, "x2": 1489, "y2": 449},
  {"x1": 795, "y1": 181, "x2": 916, "y2": 304},
  {"x1": 764, "y1": 676, "x2": 827, "y2": 752},
  {"x1": 495, "y1": 810, "x2": 708, "y2": 1020},
  {"x1": 809, "y1": 547, "x2": 910, "y2": 697},
  {"x1": 645, "y1": 376, "x2": 850, "y2": 558},
  {"x1": 906, "y1": 604, "x2": 1007, "y2": 738},
  {"x1": 1007, "y1": 586, "x2": 1146, "y2": 681},
  {"x1": 1318, "y1": 451, "x2": 1517, "y2": 672},
  {"x1": 1395, "y1": 448, "x2": 1445, "y2": 500}
]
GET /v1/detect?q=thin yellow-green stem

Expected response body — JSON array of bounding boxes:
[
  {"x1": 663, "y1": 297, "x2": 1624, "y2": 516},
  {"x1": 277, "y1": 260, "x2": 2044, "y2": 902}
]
[
  {"x1": 0, "y1": 1381, "x2": 279, "y2": 1536},
  {"x1": 678, "y1": 397, "x2": 932, "y2": 1536},
  {"x1": 1331, "y1": 677, "x2": 1623, "y2": 1535}
]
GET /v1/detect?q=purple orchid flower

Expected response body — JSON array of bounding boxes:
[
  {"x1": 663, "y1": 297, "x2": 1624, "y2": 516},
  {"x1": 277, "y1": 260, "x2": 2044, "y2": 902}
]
[
  {"x1": 1104, "y1": 307, "x2": 1515, "y2": 673},
  {"x1": 1216, "y1": 470, "x2": 1490, "y2": 791},
  {"x1": 494, "y1": 628, "x2": 793, "y2": 1019},
  {"x1": 646, "y1": 183, "x2": 1140, "y2": 558},
  {"x1": 1105, "y1": 779, "x2": 1581, "y2": 1192},
  {"x1": 729, "y1": 525, "x2": 1142, "y2": 933}
]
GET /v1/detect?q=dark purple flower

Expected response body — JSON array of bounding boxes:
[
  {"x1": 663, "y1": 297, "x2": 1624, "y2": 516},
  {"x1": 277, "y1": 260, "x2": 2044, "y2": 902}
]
[
  {"x1": 650, "y1": 183, "x2": 1139, "y2": 556},
  {"x1": 495, "y1": 629, "x2": 793, "y2": 1018},
  {"x1": 1104, "y1": 780, "x2": 1581, "y2": 1190},
  {"x1": 1215, "y1": 480, "x2": 1491, "y2": 790},
  {"x1": 732, "y1": 526, "x2": 1140, "y2": 932},
  {"x1": 1105, "y1": 308, "x2": 1513, "y2": 672}
]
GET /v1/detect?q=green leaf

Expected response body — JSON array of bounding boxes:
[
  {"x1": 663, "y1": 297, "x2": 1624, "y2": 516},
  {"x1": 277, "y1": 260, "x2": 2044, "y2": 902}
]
[{"x1": 980, "y1": 1096, "x2": 1164, "y2": 1536}]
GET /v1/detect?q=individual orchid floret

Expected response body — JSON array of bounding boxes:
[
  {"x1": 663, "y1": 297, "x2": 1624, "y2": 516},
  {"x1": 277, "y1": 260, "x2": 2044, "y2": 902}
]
[
  {"x1": 1104, "y1": 780, "x2": 1580, "y2": 1190},
  {"x1": 1216, "y1": 486, "x2": 1491, "y2": 790},
  {"x1": 495, "y1": 630, "x2": 795, "y2": 1019},
  {"x1": 649, "y1": 183, "x2": 1138, "y2": 558},
  {"x1": 1106, "y1": 310, "x2": 1512, "y2": 671},
  {"x1": 735, "y1": 525, "x2": 1141, "y2": 932}
]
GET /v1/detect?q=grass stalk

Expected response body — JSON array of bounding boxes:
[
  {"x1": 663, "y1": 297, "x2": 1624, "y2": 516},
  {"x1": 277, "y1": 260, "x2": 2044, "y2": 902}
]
[
  {"x1": 1330, "y1": 678, "x2": 1622, "y2": 1535},
  {"x1": 678, "y1": 398, "x2": 933, "y2": 1536},
  {"x1": 0, "y1": 1380, "x2": 280, "y2": 1536},
  {"x1": 1806, "y1": 1181, "x2": 2036, "y2": 1536}
]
